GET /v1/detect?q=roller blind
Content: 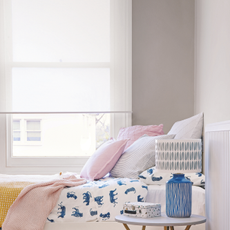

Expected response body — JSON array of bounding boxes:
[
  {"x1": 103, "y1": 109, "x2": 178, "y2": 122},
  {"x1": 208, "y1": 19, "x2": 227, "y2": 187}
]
[{"x1": 0, "y1": 0, "x2": 131, "y2": 114}]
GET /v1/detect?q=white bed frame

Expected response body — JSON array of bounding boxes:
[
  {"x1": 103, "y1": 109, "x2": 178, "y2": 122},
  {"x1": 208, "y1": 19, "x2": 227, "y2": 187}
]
[{"x1": 205, "y1": 120, "x2": 230, "y2": 230}]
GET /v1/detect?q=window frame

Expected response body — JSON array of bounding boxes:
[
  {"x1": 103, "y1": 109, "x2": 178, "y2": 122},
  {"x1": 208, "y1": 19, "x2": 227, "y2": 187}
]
[
  {"x1": 12, "y1": 119, "x2": 21, "y2": 141},
  {"x1": 26, "y1": 119, "x2": 42, "y2": 143},
  {"x1": 0, "y1": 0, "x2": 132, "y2": 174}
]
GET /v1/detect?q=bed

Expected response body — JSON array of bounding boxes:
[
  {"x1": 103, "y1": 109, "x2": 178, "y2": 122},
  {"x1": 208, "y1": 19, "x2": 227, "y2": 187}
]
[
  {"x1": 46, "y1": 183, "x2": 205, "y2": 230},
  {"x1": 44, "y1": 186, "x2": 205, "y2": 230},
  {"x1": 0, "y1": 113, "x2": 205, "y2": 230},
  {"x1": 0, "y1": 173, "x2": 205, "y2": 230}
]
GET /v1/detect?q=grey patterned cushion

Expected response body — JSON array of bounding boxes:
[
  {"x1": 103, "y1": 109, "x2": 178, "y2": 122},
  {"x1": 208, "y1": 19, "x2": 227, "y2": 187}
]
[{"x1": 110, "y1": 134, "x2": 175, "y2": 179}]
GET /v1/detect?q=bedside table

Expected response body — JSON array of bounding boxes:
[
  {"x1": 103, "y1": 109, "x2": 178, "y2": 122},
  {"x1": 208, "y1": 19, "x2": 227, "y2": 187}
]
[{"x1": 115, "y1": 213, "x2": 206, "y2": 230}]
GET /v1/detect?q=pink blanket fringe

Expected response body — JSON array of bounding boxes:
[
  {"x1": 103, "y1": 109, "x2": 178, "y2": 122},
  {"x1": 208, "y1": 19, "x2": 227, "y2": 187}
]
[{"x1": 2, "y1": 175, "x2": 86, "y2": 230}]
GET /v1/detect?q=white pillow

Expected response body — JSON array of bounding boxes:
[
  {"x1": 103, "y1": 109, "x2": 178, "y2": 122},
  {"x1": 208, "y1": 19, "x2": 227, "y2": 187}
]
[
  {"x1": 168, "y1": 113, "x2": 204, "y2": 139},
  {"x1": 138, "y1": 166, "x2": 205, "y2": 187},
  {"x1": 110, "y1": 134, "x2": 175, "y2": 179}
]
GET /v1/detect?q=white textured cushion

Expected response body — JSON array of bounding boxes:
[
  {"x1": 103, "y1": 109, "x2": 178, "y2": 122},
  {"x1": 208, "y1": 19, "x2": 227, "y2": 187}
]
[
  {"x1": 168, "y1": 113, "x2": 204, "y2": 139},
  {"x1": 110, "y1": 134, "x2": 175, "y2": 179}
]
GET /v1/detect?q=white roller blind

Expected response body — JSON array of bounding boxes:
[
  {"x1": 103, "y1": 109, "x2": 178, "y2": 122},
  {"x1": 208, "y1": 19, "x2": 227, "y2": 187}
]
[
  {"x1": 12, "y1": 68, "x2": 110, "y2": 112},
  {"x1": 12, "y1": 0, "x2": 110, "y2": 62},
  {"x1": 0, "y1": 0, "x2": 131, "y2": 114}
]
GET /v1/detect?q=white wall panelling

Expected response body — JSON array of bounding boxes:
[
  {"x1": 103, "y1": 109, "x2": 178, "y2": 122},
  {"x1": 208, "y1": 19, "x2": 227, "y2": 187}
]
[{"x1": 205, "y1": 121, "x2": 230, "y2": 230}]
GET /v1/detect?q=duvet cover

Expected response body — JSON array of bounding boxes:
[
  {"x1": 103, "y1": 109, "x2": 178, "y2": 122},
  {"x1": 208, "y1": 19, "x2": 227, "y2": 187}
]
[
  {"x1": 0, "y1": 174, "x2": 148, "y2": 227},
  {"x1": 48, "y1": 177, "x2": 148, "y2": 223}
]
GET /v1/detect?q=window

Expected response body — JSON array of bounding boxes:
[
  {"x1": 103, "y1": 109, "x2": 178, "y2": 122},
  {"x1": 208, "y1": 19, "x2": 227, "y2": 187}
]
[
  {"x1": 0, "y1": 0, "x2": 132, "y2": 174},
  {"x1": 26, "y1": 120, "x2": 41, "y2": 142}
]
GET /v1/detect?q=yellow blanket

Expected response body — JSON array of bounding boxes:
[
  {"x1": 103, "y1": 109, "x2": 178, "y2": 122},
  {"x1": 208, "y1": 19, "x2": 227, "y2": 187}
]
[{"x1": 0, "y1": 182, "x2": 34, "y2": 227}]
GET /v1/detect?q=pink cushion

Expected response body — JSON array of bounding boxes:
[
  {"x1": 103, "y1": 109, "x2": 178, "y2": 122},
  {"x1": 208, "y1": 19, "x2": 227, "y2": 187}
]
[
  {"x1": 80, "y1": 139, "x2": 128, "y2": 181},
  {"x1": 117, "y1": 124, "x2": 164, "y2": 150}
]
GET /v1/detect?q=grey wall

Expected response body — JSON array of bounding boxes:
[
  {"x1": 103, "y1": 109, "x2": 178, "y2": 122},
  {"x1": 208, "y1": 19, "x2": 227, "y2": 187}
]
[
  {"x1": 132, "y1": 0, "x2": 195, "y2": 133},
  {"x1": 195, "y1": 0, "x2": 230, "y2": 126}
]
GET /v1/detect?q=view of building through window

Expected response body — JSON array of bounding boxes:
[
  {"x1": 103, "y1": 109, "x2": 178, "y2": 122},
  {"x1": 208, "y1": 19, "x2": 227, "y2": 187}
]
[{"x1": 13, "y1": 114, "x2": 110, "y2": 157}]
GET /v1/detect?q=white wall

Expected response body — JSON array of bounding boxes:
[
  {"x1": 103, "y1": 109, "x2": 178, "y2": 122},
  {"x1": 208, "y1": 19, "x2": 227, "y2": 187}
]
[
  {"x1": 132, "y1": 0, "x2": 195, "y2": 133},
  {"x1": 195, "y1": 0, "x2": 230, "y2": 125}
]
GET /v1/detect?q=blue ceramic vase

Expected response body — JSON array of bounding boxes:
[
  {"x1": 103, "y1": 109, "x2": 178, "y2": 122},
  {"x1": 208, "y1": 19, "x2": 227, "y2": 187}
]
[{"x1": 166, "y1": 173, "x2": 192, "y2": 218}]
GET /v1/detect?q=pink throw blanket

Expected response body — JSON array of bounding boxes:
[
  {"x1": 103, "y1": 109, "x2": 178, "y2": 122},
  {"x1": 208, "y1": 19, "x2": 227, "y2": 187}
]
[{"x1": 2, "y1": 175, "x2": 86, "y2": 230}]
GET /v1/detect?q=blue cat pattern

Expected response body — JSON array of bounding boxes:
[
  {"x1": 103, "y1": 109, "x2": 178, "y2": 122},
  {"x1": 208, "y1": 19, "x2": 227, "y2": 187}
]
[
  {"x1": 147, "y1": 168, "x2": 153, "y2": 175},
  {"x1": 109, "y1": 188, "x2": 118, "y2": 206},
  {"x1": 83, "y1": 191, "x2": 92, "y2": 206},
  {"x1": 137, "y1": 195, "x2": 144, "y2": 202},
  {"x1": 72, "y1": 208, "x2": 83, "y2": 217},
  {"x1": 125, "y1": 187, "x2": 136, "y2": 194},
  {"x1": 151, "y1": 176, "x2": 163, "y2": 181},
  {"x1": 82, "y1": 184, "x2": 92, "y2": 188},
  {"x1": 142, "y1": 185, "x2": 148, "y2": 190},
  {"x1": 99, "y1": 183, "x2": 109, "y2": 189},
  {"x1": 117, "y1": 180, "x2": 126, "y2": 186},
  {"x1": 130, "y1": 179, "x2": 139, "y2": 182},
  {"x1": 57, "y1": 202, "x2": 66, "y2": 218},
  {"x1": 100, "y1": 212, "x2": 110, "y2": 220},
  {"x1": 90, "y1": 208, "x2": 98, "y2": 216},
  {"x1": 138, "y1": 175, "x2": 146, "y2": 179},
  {"x1": 94, "y1": 196, "x2": 104, "y2": 206},
  {"x1": 67, "y1": 191, "x2": 77, "y2": 200},
  {"x1": 47, "y1": 218, "x2": 54, "y2": 223}
]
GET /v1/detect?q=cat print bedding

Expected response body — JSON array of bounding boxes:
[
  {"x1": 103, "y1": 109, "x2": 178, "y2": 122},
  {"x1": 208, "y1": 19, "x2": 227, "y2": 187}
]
[
  {"x1": 47, "y1": 177, "x2": 148, "y2": 223},
  {"x1": 0, "y1": 174, "x2": 148, "y2": 228}
]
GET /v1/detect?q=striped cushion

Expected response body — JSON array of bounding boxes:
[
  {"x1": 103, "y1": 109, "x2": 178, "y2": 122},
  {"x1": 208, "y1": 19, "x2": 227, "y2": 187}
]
[
  {"x1": 110, "y1": 134, "x2": 175, "y2": 179},
  {"x1": 117, "y1": 124, "x2": 164, "y2": 150}
]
